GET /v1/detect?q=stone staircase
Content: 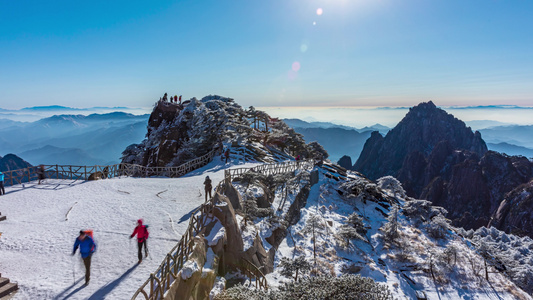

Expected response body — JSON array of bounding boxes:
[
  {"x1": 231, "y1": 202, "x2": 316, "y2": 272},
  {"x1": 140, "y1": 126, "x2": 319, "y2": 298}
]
[
  {"x1": 0, "y1": 214, "x2": 18, "y2": 299},
  {"x1": 0, "y1": 273, "x2": 18, "y2": 299}
]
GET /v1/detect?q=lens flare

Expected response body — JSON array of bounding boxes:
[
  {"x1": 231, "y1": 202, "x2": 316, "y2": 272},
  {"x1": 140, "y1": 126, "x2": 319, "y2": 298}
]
[
  {"x1": 316, "y1": 8, "x2": 323, "y2": 16},
  {"x1": 300, "y1": 44, "x2": 308, "y2": 53},
  {"x1": 288, "y1": 70, "x2": 298, "y2": 80},
  {"x1": 292, "y1": 61, "x2": 301, "y2": 72}
]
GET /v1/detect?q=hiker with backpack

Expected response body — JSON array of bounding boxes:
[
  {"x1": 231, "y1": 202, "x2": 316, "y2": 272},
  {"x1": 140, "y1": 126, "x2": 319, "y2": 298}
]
[
  {"x1": 204, "y1": 176, "x2": 212, "y2": 201},
  {"x1": 0, "y1": 171, "x2": 5, "y2": 195},
  {"x1": 72, "y1": 230, "x2": 96, "y2": 285},
  {"x1": 130, "y1": 219, "x2": 149, "y2": 264},
  {"x1": 224, "y1": 148, "x2": 230, "y2": 163}
]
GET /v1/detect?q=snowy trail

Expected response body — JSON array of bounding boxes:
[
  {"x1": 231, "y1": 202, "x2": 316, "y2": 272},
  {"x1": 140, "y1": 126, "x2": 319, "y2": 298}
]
[{"x1": 0, "y1": 159, "x2": 257, "y2": 300}]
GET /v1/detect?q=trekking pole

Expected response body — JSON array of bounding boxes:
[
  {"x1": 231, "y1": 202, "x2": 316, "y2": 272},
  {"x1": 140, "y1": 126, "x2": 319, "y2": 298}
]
[
  {"x1": 72, "y1": 255, "x2": 76, "y2": 284},
  {"x1": 147, "y1": 242, "x2": 152, "y2": 260}
]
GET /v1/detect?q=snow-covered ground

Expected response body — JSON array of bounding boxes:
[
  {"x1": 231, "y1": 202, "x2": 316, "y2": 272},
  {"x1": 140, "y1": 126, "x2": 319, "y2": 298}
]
[
  {"x1": 0, "y1": 159, "x2": 257, "y2": 300},
  {"x1": 263, "y1": 168, "x2": 532, "y2": 300}
]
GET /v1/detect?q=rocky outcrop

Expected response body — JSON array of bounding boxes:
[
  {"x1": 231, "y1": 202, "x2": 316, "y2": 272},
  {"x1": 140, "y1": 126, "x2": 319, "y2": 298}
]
[
  {"x1": 122, "y1": 97, "x2": 224, "y2": 167},
  {"x1": 164, "y1": 236, "x2": 216, "y2": 300},
  {"x1": 354, "y1": 101, "x2": 533, "y2": 235},
  {"x1": 337, "y1": 155, "x2": 352, "y2": 170},
  {"x1": 121, "y1": 95, "x2": 317, "y2": 168},
  {"x1": 490, "y1": 180, "x2": 533, "y2": 237}
]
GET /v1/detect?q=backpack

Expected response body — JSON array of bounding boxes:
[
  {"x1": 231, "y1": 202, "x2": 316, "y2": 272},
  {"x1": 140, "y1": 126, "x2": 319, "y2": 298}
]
[{"x1": 84, "y1": 229, "x2": 96, "y2": 252}]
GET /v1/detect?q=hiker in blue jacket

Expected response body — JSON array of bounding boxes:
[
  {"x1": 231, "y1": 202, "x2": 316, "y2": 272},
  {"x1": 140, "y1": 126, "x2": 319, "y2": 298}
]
[
  {"x1": 72, "y1": 230, "x2": 96, "y2": 285},
  {"x1": 0, "y1": 171, "x2": 5, "y2": 195}
]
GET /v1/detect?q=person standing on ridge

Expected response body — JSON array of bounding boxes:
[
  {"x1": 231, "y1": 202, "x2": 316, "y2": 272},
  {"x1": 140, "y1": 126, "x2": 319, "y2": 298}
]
[
  {"x1": 204, "y1": 176, "x2": 212, "y2": 201},
  {"x1": 72, "y1": 230, "x2": 96, "y2": 285},
  {"x1": 224, "y1": 148, "x2": 230, "y2": 164},
  {"x1": 179, "y1": 95, "x2": 182, "y2": 105},
  {"x1": 37, "y1": 165, "x2": 45, "y2": 184},
  {"x1": 0, "y1": 171, "x2": 5, "y2": 195},
  {"x1": 130, "y1": 219, "x2": 149, "y2": 264},
  {"x1": 174, "y1": 95, "x2": 177, "y2": 103}
]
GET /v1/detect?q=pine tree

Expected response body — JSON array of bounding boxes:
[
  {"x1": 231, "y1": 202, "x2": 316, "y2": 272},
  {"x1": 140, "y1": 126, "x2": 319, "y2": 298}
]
[
  {"x1": 302, "y1": 213, "x2": 326, "y2": 264},
  {"x1": 279, "y1": 256, "x2": 312, "y2": 281},
  {"x1": 382, "y1": 205, "x2": 399, "y2": 242}
]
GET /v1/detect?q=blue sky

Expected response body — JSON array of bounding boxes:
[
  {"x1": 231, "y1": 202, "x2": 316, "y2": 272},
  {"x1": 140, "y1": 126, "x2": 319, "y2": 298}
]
[{"x1": 1, "y1": 0, "x2": 533, "y2": 109}]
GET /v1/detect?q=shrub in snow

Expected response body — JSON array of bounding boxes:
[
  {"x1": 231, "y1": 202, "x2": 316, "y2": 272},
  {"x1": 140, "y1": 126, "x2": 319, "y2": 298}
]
[
  {"x1": 216, "y1": 275, "x2": 392, "y2": 300},
  {"x1": 402, "y1": 199, "x2": 447, "y2": 224},
  {"x1": 213, "y1": 283, "x2": 270, "y2": 300},
  {"x1": 338, "y1": 225, "x2": 364, "y2": 248},
  {"x1": 308, "y1": 141, "x2": 329, "y2": 160},
  {"x1": 242, "y1": 193, "x2": 273, "y2": 222},
  {"x1": 441, "y1": 244, "x2": 459, "y2": 268},
  {"x1": 267, "y1": 215, "x2": 288, "y2": 231},
  {"x1": 381, "y1": 205, "x2": 400, "y2": 242},
  {"x1": 346, "y1": 212, "x2": 367, "y2": 235},
  {"x1": 338, "y1": 212, "x2": 366, "y2": 247},
  {"x1": 279, "y1": 256, "x2": 312, "y2": 281},
  {"x1": 425, "y1": 214, "x2": 450, "y2": 240},
  {"x1": 277, "y1": 274, "x2": 393, "y2": 300},
  {"x1": 376, "y1": 176, "x2": 406, "y2": 199},
  {"x1": 468, "y1": 226, "x2": 533, "y2": 295}
]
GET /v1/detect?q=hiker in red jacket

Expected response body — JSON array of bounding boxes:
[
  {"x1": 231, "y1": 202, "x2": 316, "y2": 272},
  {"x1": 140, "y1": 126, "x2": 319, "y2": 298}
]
[{"x1": 130, "y1": 219, "x2": 149, "y2": 263}]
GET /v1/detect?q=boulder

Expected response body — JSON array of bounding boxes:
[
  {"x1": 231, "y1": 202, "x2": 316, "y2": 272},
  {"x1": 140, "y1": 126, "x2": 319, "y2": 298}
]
[
  {"x1": 164, "y1": 236, "x2": 207, "y2": 300},
  {"x1": 223, "y1": 182, "x2": 242, "y2": 210},
  {"x1": 337, "y1": 155, "x2": 352, "y2": 170},
  {"x1": 88, "y1": 171, "x2": 104, "y2": 181}
]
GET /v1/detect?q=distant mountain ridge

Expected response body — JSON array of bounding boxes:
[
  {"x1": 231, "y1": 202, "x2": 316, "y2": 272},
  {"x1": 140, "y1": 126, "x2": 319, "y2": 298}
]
[
  {"x1": 283, "y1": 118, "x2": 389, "y2": 162},
  {"x1": 0, "y1": 154, "x2": 32, "y2": 172},
  {"x1": 0, "y1": 112, "x2": 149, "y2": 165}
]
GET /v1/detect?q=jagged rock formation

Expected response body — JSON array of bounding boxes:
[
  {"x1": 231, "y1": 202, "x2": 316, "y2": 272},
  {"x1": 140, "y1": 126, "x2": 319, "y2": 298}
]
[
  {"x1": 354, "y1": 101, "x2": 533, "y2": 235},
  {"x1": 121, "y1": 95, "x2": 322, "y2": 167},
  {"x1": 337, "y1": 155, "x2": 352, "y2": 170},
  {"x1": 490, "y1": 179, "x2": 533, "y2": 237},
  {"x1": 0, "y1": 154, "x2": 32, "y2": 172}
]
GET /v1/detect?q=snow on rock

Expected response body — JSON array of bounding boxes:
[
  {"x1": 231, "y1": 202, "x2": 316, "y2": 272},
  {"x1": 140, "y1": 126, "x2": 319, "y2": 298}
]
[
  {"x1": 202, "y1": 248, "x2": 217, "y2": 278},
  {"x1": 181, "y1": 260, "x2": 200, "y2": 280},
  {"x1": 236, "y1": 215, "x2": 257, "y2": 252},
  {"x1": 205, "y1": 219, "x2": 226, "y2": 247},
  {"x1": 209, "y1": 276, "x2": 226, "y2": 300}
]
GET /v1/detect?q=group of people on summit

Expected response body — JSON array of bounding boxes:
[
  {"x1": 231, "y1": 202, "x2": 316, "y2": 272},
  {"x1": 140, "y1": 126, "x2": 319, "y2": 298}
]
[
  {"x1": 160, "y1": 92, "x2": 181, "y2": 104},
  {"x1": 72, "y1": 219, "x2": 149, "y2": 285}
]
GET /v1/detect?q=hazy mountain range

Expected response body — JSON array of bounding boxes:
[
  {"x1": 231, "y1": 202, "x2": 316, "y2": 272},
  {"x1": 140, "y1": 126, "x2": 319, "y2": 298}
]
[
  {"x1": 1, "y1": 105, "x2": 532, "y2": 167},
  {"x1": 283, "y1": 119, "x2": 390, "y2": 162},
  {"x1": 0, "y1": 112, "x2": 149, "y2": 165}
]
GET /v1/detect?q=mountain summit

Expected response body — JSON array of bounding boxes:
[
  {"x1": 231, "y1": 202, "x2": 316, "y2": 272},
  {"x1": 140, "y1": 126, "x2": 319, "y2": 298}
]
[
  {"x1": 354, "y1": 101, "x2": 533, "y2": 235},
  {"x1": 355, "y1": 101, "x2": 487, "y2": 183}
]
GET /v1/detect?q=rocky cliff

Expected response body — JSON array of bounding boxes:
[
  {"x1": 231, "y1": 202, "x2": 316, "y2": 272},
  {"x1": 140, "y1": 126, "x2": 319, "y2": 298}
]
[
  {"x1": 354, "y1": 101, "x2": 533, "y2": 235},
  {"x1": 490, "y1": 179, "x2": 533, "y2": 237},
  {"x1": 121, "y1": 95, "x2": 324, "y2": 167}
]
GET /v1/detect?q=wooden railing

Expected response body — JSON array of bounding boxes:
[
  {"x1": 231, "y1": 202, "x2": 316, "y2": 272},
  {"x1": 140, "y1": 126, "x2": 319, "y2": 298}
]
[
  {"x1": 131, "y1": 159, "x2": 313, "y2": 299},
  {"x1": 1, "y1": 148, "x2": 219, "y2": 187}
]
